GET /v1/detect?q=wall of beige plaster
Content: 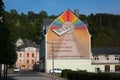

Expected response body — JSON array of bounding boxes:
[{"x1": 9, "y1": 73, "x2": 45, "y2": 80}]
[{"x1": 46, "y1": 59, "x2": 94, "y2": 73}]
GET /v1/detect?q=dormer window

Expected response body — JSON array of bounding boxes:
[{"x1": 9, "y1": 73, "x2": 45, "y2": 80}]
[
  {"x1": 115, "y1": 55, "x2": 119, "y2": 60},
  {"x1": 105, "y1": 55, "x2": 109, "y2": 60},
  {"x1": 95, "y1": 56, "x2": 99, "y2": 60}
]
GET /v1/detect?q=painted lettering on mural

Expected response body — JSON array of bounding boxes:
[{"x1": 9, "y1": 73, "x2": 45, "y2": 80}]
[{"x1": 49, "y1": 39, "x2": 73, "y2": 53}]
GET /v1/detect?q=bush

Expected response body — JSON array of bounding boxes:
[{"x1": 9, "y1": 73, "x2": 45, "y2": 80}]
[
  {"x1": 62, "y1": 69, "x2": 120, "y2": 80},
  {"x1": 61, "y1": 69, "x2": 72, "y2": 78}
]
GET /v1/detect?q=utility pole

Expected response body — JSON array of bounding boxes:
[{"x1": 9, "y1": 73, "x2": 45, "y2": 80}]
[{"x1": 46, "y1": 42, "x2": 54, "y2": 74}]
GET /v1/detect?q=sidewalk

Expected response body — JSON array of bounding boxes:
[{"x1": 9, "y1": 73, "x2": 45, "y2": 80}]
[{"x1": 39, "y1": 72, "x2": 68, "y2": 80}]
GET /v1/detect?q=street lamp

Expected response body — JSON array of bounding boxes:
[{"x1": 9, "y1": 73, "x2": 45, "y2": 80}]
[{"x1": 46, "y1": 42, "x2": 54, "y2": 74}]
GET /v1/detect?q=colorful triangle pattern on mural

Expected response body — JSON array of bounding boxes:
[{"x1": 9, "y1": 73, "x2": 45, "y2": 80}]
[{"x1": 49, "y1": 9, "x2": 87, "y2": 30}]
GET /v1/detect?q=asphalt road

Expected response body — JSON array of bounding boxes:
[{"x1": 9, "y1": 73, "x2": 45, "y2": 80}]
[
  {"x1": 8, "y1": 76, "x2": 52, "y2": 80},
  {"x1": 6, "y1": 69, "x2": 67, "y2": 80},
  {"x1": 7, "y1": 70, "x2": 53, "y2": 80}
]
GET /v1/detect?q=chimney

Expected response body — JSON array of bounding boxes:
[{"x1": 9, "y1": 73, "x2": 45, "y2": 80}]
[{"x1": 74, "y1": 9, "x2": 79, "y2": 17}]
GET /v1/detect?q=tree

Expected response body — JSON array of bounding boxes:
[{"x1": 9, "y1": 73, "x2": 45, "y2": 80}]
[
  {"x1": 27, "y1": 11, "x2": 37, "y2": 22},
  {"x1": 39, "y1": 10, "x2": 48, "y2": 18},
  {"x1": 9, "y1": 9, "x2": 19, "y2": 24},
  {"x1": 0, "y1": 0, "x2": 17, "y2": 79},
  {"x1": 0, "y1": 0, "x2": 4, "y2": 11}
]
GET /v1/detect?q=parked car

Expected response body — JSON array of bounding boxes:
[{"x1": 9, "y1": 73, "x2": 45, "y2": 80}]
[
  {"x1": 49, "y1": 68, "x2": 62, "y2": 74},
  {"x1": 14, "y1": 67, "x2": 21, "y2": 72}
]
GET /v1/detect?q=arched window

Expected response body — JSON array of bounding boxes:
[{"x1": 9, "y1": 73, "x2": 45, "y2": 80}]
[
  {"x1": 20, "y1": 53, "x2": 22, "y2": 57},
  {"x1": 115, "y1": 65, "x2": 120, "y2": 72},
  {"x1": 32, "y1": 60, "x2": 34, "y2": 64},
  {"x1": 105, "y1": 65, "x2": 110, "y2": 72},
  {"x1": 27, "y1": 53, "x2": 29, "y2": 57},
  {"x1": 27, "y1": 60, "x2": 29, "y2": 64},
  {"x1": 32, "y1": 53, "x2": 34, "y2": 57}
]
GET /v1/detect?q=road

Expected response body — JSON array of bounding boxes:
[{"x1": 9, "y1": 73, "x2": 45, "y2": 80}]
[
  {"x1": 7, "y1": 70, "x2": 53, "y2": 80},
  {"x1": 7, "y1": 69, "x2": 66, "y2": 80},
  {"x1": 8, "y1": 76, "x2": 52, "y2": 80}
]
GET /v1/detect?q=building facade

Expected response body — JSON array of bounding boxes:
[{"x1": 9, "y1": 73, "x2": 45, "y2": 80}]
[
  {"x1": 92, "y1": 47, "x2": 120, "y2": 72},
  {"x1": 40, "y1": 9, "x2": 93, "y2": 73},
  {"x1": 15, "y1": 38, "x2": 39, "y2": 70},
  {"x1": 40, "y1": 9, "x2": 120, "y2": 73}
]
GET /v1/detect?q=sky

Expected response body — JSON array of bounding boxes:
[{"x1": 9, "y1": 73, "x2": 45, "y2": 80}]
[{"x1": 3, "y1": 0, "x2": 120, "y2": 15}]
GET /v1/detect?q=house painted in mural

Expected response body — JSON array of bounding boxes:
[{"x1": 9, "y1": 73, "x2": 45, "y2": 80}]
[
  {"x1": 39, "y1": 9, "x2": 120, "y2": 73},
  {"x1": 16, "y1": 38, "x2": 39, "y2": 69},
  {"x1": 40, "y1": 9, "x2": 93, "y2": 73}
]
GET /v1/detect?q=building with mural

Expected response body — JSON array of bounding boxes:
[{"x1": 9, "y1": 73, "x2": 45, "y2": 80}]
[
  {"x1": 40, "y1": 9, "x2": 120, "y2": 73},
  {"x1": 40, "y1": 9, "x2": 93, "y2": 73}
]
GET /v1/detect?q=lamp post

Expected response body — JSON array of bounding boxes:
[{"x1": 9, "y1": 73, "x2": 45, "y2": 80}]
[{"x1": 46, "y1": 42, "x2": 54, "y2": 74}]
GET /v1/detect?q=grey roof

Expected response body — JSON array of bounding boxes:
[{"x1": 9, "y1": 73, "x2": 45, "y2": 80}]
[
  {"x1": 42, "y1": 19, "x2": 54, "y2": 26},
  {"x1": 22, "y1": 39, "x2": 29, "y2": 44},
  {"x1": 26, "y1": 41, "x2": 39, "y2": 47},
  {"x1": 16, "y1": 39, "x2": 39, "y2": 51},
  {"x1": 92, "y1": 47, "x2": 120, "y2": 55}
]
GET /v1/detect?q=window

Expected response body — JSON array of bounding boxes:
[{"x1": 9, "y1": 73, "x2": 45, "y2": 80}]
[
  {"x1": 19, "y1": 53, "x2": 22, "y2": 57},
  {"x1": 105, "y1": 55, "x2": 109, "y2": 60},
  {"x1": 95, "y1": 68, "x2": 100, "y2": 73},
  {"x1": 115, "y1": 55, "x2": 119, "y2": 60},
  {"x1": 95, "y1": 56, "x2": 99, "y2": 60},
  {"x1": 27, "y1": 53, "x2": 29, "y2": 57},
  {"x1": 32, "y1": 60, "x2": 34, "y2": 64},
  {"x1": 27, "y1": 60, "x2": 29, "y2": 64},
  {"x1": 105, "y1": 65, "x2": 110, "y2": 72},
  {"x1": 115, "y1": 65, "x2": 120, "y2": 72},
  {"x1": 19, "y1": 59, "x2": 22, "y2": 62},
  {"x1": 32, "y1": 53, "x2": 34, "y2": 57}
]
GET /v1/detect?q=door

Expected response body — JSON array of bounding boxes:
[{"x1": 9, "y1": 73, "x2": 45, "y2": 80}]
[{"x1": 105, "y1": 65, "x2": 110, "y2": 72}]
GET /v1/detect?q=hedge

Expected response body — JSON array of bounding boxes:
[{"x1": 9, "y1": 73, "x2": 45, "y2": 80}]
[{"x1": 61, "y1": 69, "x2": 120, "y2": 80}]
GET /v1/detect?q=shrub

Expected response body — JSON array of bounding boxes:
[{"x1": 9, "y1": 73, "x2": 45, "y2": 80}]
[
  {"x1": 61, "y1": 69, "x2": 72, "y2": 78},
  {"x1": 62, "y1": 69, "x2": 120, "y2": 80}
]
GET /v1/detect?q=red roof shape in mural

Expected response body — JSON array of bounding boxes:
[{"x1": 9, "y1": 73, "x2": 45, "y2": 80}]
[{"x1": 49, "y1": 9, "x2": 88, "y2": 30}]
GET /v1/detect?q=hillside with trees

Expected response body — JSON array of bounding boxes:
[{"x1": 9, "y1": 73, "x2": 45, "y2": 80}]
[{"x1": 3, "y1": 9, "x2": 120, "y2": 47}]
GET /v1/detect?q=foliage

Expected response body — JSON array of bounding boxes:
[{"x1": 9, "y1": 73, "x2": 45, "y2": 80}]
[
  {"x1": 0, "y1": 0, "x2": 17, "y2": 65},
  {"x1": 2, "y1": 8, "x2": 120, "y2": 47},
  {"x1": 0, "y1": 1, "x2": 17, "y2": 80},
  {"x1": 88, "y1": 13, "x2": 120, "y2": 47},
  {"x1": 61, "y1": 69, "x2": 72, "y2": 78},
  {"x1": 0, "y1": 22, "x2": 9, "y2": 64},
  {"x1": 0, "y1": 19, "x2": 17, "y2": 65},
  {"x1": 62, "y1": 70, "x2": 120, "y2": 80},
  {"x1": 0, "y1": 0, "x2": 4, "y2": 11}
]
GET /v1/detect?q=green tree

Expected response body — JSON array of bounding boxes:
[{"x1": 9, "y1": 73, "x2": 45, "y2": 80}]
[
  {"x1": 0, "y1": 0, "x2": 4, "y2": 11},
  {"x1": 39, "y1": 10, "x2": 48, "y2": 18},
  {"x1": 0, "y1": 0, "x2": 17, "y2": 79},
  {"x1": 27, "y1": 11, "x2": 37, "y2": 22}
]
